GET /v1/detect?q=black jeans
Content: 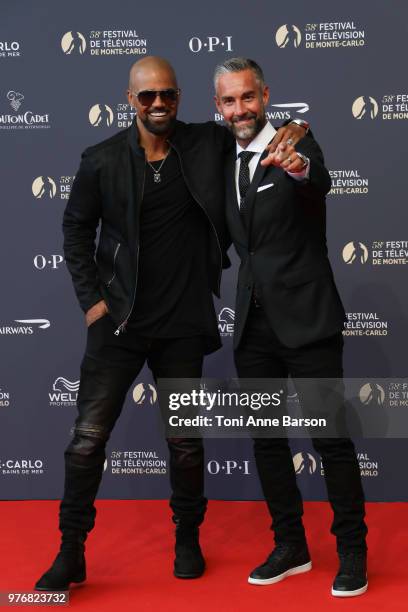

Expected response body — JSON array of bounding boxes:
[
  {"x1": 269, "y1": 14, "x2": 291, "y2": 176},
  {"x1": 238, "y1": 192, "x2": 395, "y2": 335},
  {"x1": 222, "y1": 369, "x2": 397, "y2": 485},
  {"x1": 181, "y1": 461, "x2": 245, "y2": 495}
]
[
  {"x1": 59, "y1": 314, "x2": 206, "y2": 535},
  {"x1": 234, "y1": 304, "x2": 367, "y2": 552}
]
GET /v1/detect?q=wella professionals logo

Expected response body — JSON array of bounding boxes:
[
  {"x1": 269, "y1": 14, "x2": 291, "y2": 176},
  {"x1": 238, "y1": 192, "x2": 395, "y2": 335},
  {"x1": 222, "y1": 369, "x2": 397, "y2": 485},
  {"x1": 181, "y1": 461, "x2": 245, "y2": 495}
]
[
  {"x1": 218, "y1": 307, "x2": 235, "y2": 337},
  {"x1": 49, "y1": 377, "x2": 79, "y2": 407}
]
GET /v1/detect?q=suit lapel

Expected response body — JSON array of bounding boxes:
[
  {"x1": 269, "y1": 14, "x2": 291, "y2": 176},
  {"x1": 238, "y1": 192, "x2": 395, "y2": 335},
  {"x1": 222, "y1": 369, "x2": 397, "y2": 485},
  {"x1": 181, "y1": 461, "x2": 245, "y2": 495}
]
[{"x1": 244, "y1": 151, "x2": 282, "y2": 241}]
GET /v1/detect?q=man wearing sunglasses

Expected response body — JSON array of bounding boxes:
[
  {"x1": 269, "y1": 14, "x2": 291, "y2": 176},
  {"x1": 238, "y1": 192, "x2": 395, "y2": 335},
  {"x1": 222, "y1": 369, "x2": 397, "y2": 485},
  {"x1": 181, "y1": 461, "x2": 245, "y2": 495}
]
[{"x1": 35, "y1": 56, "x2": 307, "y2": 592}]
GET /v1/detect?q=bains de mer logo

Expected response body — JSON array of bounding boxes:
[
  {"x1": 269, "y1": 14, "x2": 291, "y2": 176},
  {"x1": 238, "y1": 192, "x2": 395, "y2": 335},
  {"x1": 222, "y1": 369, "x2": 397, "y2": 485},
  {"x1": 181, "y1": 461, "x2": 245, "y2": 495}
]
[{"x1": 0, "y1": 319, "x2": 50, "y2": 335}]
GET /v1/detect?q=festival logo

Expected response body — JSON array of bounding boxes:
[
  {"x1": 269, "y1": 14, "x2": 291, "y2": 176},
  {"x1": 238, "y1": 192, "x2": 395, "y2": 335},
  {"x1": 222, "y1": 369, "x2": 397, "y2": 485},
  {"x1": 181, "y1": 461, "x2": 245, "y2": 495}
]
[
  {"x1": 32, "y1": 176, "x2": 57, "y2": 199},
  {"x1": 343, "y1": 312, "x2": 389, "y2": 337},
  {"x1": 276, "y1": 22, "x2": 366, "y2": 50},
  {"x1": 133, "y1": 383, "x2": 157, "y2": 405},
  {"x1": 108, "y1": 449, "x2": 167, "y2": 475},
  {"x1": 275, "y1": 25, "x2": 302, "y2": 48},
  {"x1": 329, "y1": 169, "x2": 368, "y2": 196},
  {"x1": 61, "y1": 30, "x2": 148, "y2": 57},
  {"x1": 359, "y1": 383, "x2": 385, "y2": 406},
  {"x1": 89, "y1": 104, "x2": 114, "y2": 127},
  {"x1": 352, "y1": 96, "x2": 379, "y2": 119},
  {"x1": 342, "y1": 242, "x2": 369, "y2": 264},
  {"x1": 293, "y1": 451, "x2": 317, "y2": 474},
  {"x1": 61, "y1": 31, "x2": 87, "y2": 54}
]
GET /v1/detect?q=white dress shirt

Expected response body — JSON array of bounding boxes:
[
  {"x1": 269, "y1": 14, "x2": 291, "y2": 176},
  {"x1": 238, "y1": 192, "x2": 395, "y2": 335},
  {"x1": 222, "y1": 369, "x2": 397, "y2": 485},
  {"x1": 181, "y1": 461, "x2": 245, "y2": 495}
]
[{"x1": 235, "y1": 121, "x2": 310, "y2": 208}]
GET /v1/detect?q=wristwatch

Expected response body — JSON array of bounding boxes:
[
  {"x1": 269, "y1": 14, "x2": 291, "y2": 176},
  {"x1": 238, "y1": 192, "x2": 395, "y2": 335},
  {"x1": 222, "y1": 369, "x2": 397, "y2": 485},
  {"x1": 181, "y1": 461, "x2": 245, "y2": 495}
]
[{"x1": 289, "y1": 118, "x2": 310, "y2": 134}]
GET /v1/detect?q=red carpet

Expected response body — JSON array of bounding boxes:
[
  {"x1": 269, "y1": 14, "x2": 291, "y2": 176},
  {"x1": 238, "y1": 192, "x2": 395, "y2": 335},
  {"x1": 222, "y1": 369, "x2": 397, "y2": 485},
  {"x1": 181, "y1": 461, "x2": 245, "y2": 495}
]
[{"x1": 1, "y1": 500, "x2": 406, "y2": 611}]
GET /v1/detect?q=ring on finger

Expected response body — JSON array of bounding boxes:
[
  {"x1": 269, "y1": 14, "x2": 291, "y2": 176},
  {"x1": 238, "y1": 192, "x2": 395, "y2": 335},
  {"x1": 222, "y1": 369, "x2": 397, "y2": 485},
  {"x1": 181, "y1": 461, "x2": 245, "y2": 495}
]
[{"x1": 286, "y1": 138, "x2": 294, "y2": 146}]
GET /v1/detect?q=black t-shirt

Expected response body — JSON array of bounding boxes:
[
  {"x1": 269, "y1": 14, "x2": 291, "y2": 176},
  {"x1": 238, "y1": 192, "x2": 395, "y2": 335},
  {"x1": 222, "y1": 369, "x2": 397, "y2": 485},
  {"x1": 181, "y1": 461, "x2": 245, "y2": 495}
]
[{"x1": 127, "y1": 149, "x2": 220, "y2": 352}]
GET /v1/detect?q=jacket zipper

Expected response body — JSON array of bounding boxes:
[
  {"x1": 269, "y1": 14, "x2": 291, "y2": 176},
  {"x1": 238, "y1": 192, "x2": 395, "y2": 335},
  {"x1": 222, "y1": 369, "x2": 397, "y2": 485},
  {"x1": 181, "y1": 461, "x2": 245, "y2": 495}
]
[
  {"x1": 107, "y1": 242, "x2": 121, "y2": 286},
  {"x1": 114, "y1": 166, "x2": 145, "y2": 336},
  {"x1": 114, "y1": 243, "x2": 139, "y2": 335},
  {"x1": 169, "y1": 142, "x2": 223, "y2": 295}
]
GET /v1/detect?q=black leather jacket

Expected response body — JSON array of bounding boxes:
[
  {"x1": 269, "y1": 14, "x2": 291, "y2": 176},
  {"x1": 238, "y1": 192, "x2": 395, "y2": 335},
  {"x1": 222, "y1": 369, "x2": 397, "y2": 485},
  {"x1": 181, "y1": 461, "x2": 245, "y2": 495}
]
[{"x1": 63, "y1": 119, "x2": 233, "y2": 334}]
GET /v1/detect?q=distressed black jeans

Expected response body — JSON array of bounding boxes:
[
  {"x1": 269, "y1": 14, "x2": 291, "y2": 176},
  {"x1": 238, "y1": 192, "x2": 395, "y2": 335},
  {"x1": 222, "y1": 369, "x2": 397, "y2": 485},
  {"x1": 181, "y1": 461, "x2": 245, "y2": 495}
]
[{"x1": 59, "y1": 315, "x2": 207, "y2": 535}]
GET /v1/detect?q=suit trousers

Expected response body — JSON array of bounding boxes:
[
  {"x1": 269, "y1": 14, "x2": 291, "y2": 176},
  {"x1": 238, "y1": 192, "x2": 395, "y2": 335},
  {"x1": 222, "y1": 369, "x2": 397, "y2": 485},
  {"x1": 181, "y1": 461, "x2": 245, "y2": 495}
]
[
  {"x1": 59, "y1": 314, "x2": 206, "y2": 535},
  {"x1": 234, "y1": 303, "x2": 367, "y2": 552}
]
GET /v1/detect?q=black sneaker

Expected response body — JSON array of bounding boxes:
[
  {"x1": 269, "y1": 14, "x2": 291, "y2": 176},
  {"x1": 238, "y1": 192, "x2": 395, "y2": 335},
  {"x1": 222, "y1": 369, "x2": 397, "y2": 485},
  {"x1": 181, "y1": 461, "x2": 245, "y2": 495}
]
[
  {"x1": 248, "y1": 543, "x2": 312, "y2": 585},
  {"x1": 331, "y1": 550, "x2": 368, "y2": 597}
]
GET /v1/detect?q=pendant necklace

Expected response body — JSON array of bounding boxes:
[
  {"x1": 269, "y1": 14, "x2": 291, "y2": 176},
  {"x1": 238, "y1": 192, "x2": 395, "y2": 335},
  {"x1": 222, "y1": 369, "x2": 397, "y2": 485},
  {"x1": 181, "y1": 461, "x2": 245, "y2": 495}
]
[{"x1": 146, "y1": 149, "x2": 170, "y2": 183}]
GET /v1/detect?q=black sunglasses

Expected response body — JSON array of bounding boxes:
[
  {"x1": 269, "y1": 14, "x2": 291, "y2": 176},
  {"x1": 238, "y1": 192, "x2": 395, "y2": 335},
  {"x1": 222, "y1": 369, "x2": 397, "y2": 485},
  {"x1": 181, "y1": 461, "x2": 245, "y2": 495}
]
[{"x1": 132, "y1": 88, "x2": 180, "y2": 106}]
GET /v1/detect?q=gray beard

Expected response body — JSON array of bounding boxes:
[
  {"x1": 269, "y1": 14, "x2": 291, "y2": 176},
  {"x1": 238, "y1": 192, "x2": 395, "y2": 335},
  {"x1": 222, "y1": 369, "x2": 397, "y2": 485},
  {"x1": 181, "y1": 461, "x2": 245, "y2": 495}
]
[{"x1": 230, "y1": 114, "x2": 266, "y2": 142}]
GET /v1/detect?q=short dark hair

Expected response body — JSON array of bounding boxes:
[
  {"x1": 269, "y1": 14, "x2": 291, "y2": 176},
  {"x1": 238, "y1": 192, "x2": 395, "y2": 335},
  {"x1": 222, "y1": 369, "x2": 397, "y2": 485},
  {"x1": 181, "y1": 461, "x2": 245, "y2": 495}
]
[{"x1": 214, "y1": 57, "x2": 265, "y2": 91}]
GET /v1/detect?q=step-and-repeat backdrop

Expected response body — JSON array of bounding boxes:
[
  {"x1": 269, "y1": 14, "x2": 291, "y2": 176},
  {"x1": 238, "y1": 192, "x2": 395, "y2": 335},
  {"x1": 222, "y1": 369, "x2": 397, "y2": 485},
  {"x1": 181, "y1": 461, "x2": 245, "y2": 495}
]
[{"x1": 1, "y1": 0, "x2": 407, "y2": 502}]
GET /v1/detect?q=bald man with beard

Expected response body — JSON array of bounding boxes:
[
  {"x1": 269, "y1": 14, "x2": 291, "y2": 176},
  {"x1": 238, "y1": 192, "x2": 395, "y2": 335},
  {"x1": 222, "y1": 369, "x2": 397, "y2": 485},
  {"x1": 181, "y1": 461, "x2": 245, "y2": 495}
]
[{"x1": 35, "y1": 57, "x2": 307, "y2": 592}]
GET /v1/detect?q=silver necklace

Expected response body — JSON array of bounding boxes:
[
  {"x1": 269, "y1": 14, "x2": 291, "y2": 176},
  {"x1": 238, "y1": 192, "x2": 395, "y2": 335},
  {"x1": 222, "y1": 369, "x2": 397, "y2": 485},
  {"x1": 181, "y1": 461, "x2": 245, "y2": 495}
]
[{"x1": 146, "y1": 149, "x2": 170, "y2": 183}]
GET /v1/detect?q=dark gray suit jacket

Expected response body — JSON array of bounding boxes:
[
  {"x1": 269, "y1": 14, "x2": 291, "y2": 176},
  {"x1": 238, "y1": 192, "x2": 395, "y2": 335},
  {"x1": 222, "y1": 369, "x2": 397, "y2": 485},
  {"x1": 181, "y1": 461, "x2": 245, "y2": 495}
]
[{"x1": 225, "y1": 133, "x2": 346, "y2": 349}]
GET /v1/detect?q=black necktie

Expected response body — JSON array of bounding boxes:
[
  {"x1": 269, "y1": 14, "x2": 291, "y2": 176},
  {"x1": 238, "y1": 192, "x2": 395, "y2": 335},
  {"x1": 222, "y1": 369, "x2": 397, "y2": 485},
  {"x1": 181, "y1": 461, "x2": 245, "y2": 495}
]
[{"x1": 238, "y1": 150, "x2": 255, "y2": 212}]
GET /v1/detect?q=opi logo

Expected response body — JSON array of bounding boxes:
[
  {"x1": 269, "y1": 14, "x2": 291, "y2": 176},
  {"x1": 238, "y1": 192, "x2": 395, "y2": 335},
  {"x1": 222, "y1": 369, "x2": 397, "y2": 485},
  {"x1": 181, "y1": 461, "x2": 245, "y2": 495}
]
[
  {"x1": 207, "y1": 460, "x2": 250, "y2": 475},
  {"x1": 33, "y1": 255, "x2": 64, "y2": 270},
  {"x1": 188, "y1": 36, "x2": 233, "y2": 53}
]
